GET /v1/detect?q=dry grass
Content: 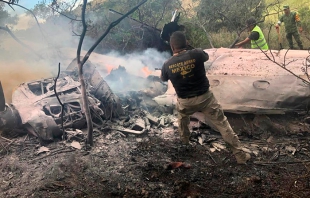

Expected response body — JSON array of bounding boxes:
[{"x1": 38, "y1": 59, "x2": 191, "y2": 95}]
[{"x1": 201, "y1": 27, "x2": 310, "y2": 50}]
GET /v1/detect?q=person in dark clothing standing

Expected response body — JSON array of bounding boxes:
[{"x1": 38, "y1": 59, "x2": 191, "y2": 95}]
[
  {"x1": 161, "y1": 31, "x2": 251, "y2": 164},
  {"x1": 275, "y1": 5, "x2": 303, "y2": 50}
]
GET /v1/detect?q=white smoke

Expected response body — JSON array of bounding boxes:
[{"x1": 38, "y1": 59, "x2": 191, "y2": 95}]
[
  {"x1": 14, "y1": 13, "x2": 46, "y2": 30},
  {"x1": 0, "y1": 2, "x2": 170, "y2": 101},
  {"x1": 104, "y1": 49, "x2": 170, "y2": 76}
]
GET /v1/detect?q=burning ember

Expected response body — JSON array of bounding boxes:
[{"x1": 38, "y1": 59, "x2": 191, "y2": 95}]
[
  {"x1": 141, "y1": 66, "x2": 153, "y2": 77},
  {"x1": 105, "y1": 64, "x2": 115, "y2": 74}
]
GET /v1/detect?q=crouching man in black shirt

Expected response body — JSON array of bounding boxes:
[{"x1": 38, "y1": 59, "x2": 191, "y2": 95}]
[{"x1": 161, "y1": 31, "x2": 250, "y2": 164}]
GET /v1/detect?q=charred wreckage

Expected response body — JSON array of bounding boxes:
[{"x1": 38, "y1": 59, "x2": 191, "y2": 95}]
[
  {"x1": 0, "y1": 60, "x2": 162, "y2": 143},
  {"x1": 0, "y1": 10, "x2": 181, "y2": 143},
  {"x1": 1, "y1": 9, "x2": 310, "y2": 143},
  {"x1": 1, "y1": 47, "x2": 310, "y2": 145}
]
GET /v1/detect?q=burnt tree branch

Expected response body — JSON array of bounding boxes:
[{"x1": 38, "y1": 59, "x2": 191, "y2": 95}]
[
  {"x1": 0, "y1": 0, "x2": 49, "y2": 53},
  {"x1": 257, "y1": 25, "x2": 310, "y2": 86},
  {"x1": 176, "y1": 0, "x2": 214, "y2": 48},
  {"x1": 154, "y1": 0, "x2": 168, "y2": 29},
  {"x1": 0, "y1": 0, "x2": 44, "y2": 34},
  {"x1": 7, "y1": 4, "x2": 15, "y2": 11},
  {"x1": 76, "y1": 0, "x2": 147, "y2": 146},
  {"x1": 77, "y1": 0, "x2": 92, "y2": 146},
  {"x1": 80, "y1": 0, "x2": 148, "y2": 65},
  {"x1": 302, "y1": 48, "x2": 310, "y2": 82},
  {"x1": 108, "y1": 9, "x2": 161, "y2": 32},
  {"x1": 48, "y1": 5, "x2": 82, "y2": 22},
  {"x1": 53, "y1": 63, "x2": 65, "y2": 139},
  {"x1": 5, "y1": 2, "x2": 38, "y2": 23}
]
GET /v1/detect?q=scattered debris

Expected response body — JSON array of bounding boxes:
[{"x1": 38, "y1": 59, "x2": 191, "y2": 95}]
[
  {"x1": 266, "y1": 136, "x2": 274, "y2": 143},
  {"x1": 0, "y1": 60, "x2": 123, "y2": 142},
  {"x1": 70, "y1": 141, "x2": 82, "y2": 150},
  {"x1": 36, "y1": 146, "x2": 50, "y2": 155},
  {"x1": 269, "y1": 150, "x2": 280, "y2": 161},
  {"x1": 0, "y1": 136, "x2": 13, "y2": 142},
  {"x1": 166, "y1": 162, "x2": 191, "y2": 170},
  {"x1": 66, "y1": 129, "x2": 84, "y2": 141},
  {"x1": 253, "y1": 115, "x2": 286, "y2": 135},
  {"x1": 132, "y1": 118, "x2": 145, "y2": 131},
  {"x1": 285, "y1": 145, "x2": 297, "y2": 155},
  {"x1": 241, "y1": 147, "x2": 252, "y2": 154},
  {"x1": 211, "y1": 142, "x2": 226, "y2": 152},
  {"x1": 1, "y1": 46, "x2": 310, "y2": 197},
  {"x1": 198, "y1": 136, "x2": 203, "y2": 145},
  {"x1": 115, "y1": 127, "x2": 146, "y2": 135},
  {"x1": 144, "y1": 117, "x2": 151, "y2": 130},
  {"x1": 145, "y1": 112, "x2": 159, "y2": 125}
]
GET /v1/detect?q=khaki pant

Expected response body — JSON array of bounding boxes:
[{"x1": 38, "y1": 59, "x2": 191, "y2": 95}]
[{"x1": 176, "y1": 90, "x2": 241, "y2": 153}]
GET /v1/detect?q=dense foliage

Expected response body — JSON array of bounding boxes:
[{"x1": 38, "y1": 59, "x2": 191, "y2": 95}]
[
  {"x1": 2, "y1": 0, "x2": 310, "y2": 52},
  {"x1": 0, "y1": 3, "x2": 17, "y2": 27}
]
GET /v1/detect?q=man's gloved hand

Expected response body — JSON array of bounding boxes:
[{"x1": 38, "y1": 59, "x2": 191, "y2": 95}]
[
  {"x1": 299, "y1": 27, "x2": 303, "y2": 33},
  {"x1": 275, "y1": 24, "x2": 280, "y2": 33}
]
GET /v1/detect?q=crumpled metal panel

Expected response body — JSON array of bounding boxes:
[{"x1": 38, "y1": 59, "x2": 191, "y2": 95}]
[
  {"x1": 1, "y1": 60, "x2": 119, "y2": 142},
  {"x1": 9, "y1": 76, "x2": 86, "y2": 141},
  {"x1": 208, "y1": 75, "x2": 310, "y2": 114},
  {"x1": 12, "y1": 76, "x2": 81, "y2": 124},
  {"x1": 12, "y1": 76, "x2": 80, "y2": 106},
  {"x1": 153, "y1": 48, "x2": 310, "y2": 114},
  {"x1": 27, "y1": 111, "x2": 61, "y2": 141},
  {"x1": 204, "y1": 48, "x2": 309, "y2": 76}
]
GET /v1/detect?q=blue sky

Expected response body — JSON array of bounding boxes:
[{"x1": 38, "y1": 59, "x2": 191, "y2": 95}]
[
  {"x1": 5, "y1": 0, "x2": 49, "y2": 14},
  {"x1": 5, "y1": 0, "x2": 84, "y2": 14},
  {"x1": 17, "y1": 0, "x2": 86, "y2": 8},
  {"x1": 18, "y1": 0, "x2": 39, "y2": 8},
  {"x1": 13, "y1": 0, "x2": 50, "y2": 9}
]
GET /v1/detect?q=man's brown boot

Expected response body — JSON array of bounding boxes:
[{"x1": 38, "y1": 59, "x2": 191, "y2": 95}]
[{"x1": 234, "y1": 151, "x2": 251, "y2": 164}]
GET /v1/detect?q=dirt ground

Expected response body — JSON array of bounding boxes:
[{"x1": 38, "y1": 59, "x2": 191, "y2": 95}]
[{"x1": 1, "y1": 111, "x2": 310, "y2": 198}]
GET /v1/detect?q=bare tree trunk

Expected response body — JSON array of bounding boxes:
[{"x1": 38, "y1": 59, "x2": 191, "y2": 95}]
[
  {"x1": 199, "y1": 24, "x2": 214, "y2": 48},
  {"x1": 78, "y1": 62, "x2": 94, "y2": 145},
  {"x1": 77, "y1": 0, "x2": 93, "y2": 146},
  {"x1": 76, "y1": 0, "x2": 147, "y2": 147}
]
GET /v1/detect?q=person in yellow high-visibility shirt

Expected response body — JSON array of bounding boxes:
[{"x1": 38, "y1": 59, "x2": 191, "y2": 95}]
[{"x1": 235, "y1": 17, "x2": 269, "y2": 50}]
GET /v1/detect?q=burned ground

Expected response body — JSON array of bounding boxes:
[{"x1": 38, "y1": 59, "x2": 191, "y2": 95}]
[{"x1": 1, "y1": 110, "x2": 310, "y2": 198}]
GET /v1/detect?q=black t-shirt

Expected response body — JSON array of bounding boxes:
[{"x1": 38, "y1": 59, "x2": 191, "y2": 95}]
[
  {"x1": 248, "y1": 31, "x2": 259, "y2": 40},
  {"x1": 161, "y1": 48, "x2": 210, "y2": 98}
]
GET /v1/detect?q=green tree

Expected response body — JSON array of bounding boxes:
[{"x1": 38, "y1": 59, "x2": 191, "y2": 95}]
[
  {"x1": 194, "y1": 0, "x2": 265, "y2": 32},
  {"x1": 0, "y1": 3, "x2": 18, "y2": 27},
  {"x1": 31, "y1": 1, "x2": 54, "y2": 19},
  {"x1": 85, "y1": 0, "x2": 180, "y2": 53},
  {"x1": 30, "y1": 0, "x2": 80, "y2": 21},
  {"x1": 180, "y1": 0, "x2": 265, "y2": 48},
  {"x1": 299, "y1": 7, "x2": 310, "y2": 33},
  {"x1": 101, "y1": 0, "x2": 178, "y2": 29},
  {"x1": 28, "y1": 0, "x2": 179, "y2": 53}
]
